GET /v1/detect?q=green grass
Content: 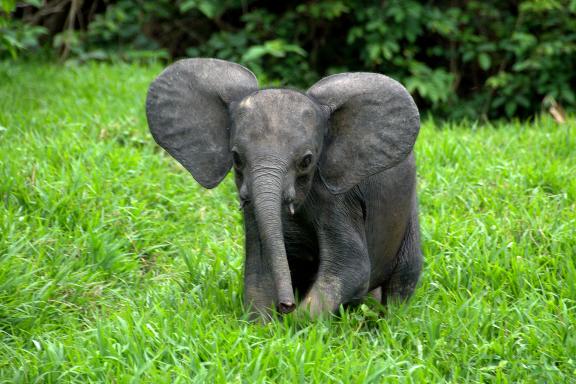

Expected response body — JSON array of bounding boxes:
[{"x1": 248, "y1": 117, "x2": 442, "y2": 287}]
[{"x1": 0, "y1": 62, "x2": 575, "y2": 383}]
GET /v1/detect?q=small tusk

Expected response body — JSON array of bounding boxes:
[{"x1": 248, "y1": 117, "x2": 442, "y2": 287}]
[
  {"x1": 288, "y1": 203, "x2": 295, "y2": 216},
  {"x1": 239, "y1": 200, "x2": 249, "y2": 210}
]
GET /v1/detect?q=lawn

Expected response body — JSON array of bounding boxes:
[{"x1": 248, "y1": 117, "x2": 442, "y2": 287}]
[{"x1": 0, "y1": 62, "x2": 575, "y2": 383}]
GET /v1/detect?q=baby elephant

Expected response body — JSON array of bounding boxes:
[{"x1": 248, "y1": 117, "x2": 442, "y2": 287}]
[{"x1": 146, "y1": 58, "x2": 422, "y2": 320}]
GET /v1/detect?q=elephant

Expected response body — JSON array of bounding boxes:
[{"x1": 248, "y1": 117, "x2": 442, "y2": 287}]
[{"x1": 146, "y1": 58, "x2": 422, "y2": 320}]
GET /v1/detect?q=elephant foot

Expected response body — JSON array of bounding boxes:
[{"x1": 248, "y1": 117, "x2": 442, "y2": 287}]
[
  {"x1": 368, "y1": 287, "x2": 382, "y2": 302},
  {"x1": 296, "y1": 281, "x2": 342, "y2": 318}
]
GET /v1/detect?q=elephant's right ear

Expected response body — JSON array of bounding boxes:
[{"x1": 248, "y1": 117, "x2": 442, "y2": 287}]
[{"x1": 146, "y1": 58, "x2": 258, "y2": 188}]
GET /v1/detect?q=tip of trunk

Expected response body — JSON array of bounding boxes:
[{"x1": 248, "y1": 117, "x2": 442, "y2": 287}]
[{"x1": 278, "y1": 301, "x2": 296, "y2": 314}]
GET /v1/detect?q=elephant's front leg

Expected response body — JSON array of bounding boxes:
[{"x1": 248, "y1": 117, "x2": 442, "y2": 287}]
[
  {"x1": 299, "y1": 202, "x2": 371, "y2": 317},
  {"x1": 243, "y1": 211, "x2": 276, "y2": 321}
]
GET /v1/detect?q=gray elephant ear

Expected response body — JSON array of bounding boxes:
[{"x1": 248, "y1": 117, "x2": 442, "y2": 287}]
[
  {"x1": 307, "y1": 72, "x2": 420, "y2": 194},
  {"x1": 146, "y1": 58, "x2": 258, "y2": 188}
]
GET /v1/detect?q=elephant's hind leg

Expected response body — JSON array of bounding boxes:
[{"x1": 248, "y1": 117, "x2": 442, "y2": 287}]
[{"x1": 382, "y1": 210, "x2": 422, "y2": 304}]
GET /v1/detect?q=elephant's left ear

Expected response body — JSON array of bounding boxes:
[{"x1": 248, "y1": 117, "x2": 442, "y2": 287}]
[{"x1": 307, "y1": 73, "x2": 420, "y2": 194}]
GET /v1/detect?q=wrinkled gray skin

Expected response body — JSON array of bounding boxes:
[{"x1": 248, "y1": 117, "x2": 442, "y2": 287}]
[{"x1": 146, "y1": 58, "x2": 422, "y2": 320}]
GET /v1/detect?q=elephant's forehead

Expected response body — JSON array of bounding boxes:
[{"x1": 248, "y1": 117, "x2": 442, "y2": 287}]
[
  {"x1": 233, "y1": 89, "x2": 322, "y2": 140},
  {"x1": 239, "y1": 89, "x2": 315, "y2": 111}
]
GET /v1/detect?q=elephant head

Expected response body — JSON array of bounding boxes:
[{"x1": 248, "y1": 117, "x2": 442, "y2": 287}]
[{"x1": 146, "y1": 58, "x2": 419, "y2": 314}]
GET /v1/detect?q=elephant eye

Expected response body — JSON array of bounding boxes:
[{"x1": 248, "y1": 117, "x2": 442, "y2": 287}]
[
  {"x1": 232, "y1": 150, "x2": 243, "y2": 169},
  {"x1": 299, "y1": 153, "x2": 313, "y2": 170}
]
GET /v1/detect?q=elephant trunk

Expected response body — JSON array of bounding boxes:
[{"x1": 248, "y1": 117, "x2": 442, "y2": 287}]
[{"x1": 250, "y1": 165, "x2": 295, "y2": 314}]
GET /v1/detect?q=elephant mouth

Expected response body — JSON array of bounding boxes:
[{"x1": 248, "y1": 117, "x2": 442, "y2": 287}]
[{"x1": 284, "y1": 198, "x2": 307, "y2": 217}]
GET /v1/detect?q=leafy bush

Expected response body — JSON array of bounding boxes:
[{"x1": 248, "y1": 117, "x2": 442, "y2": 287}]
[
  {"x1": 0, "y1": 0, "x2": 45, "y2": 58},
  {"x1": 2, "y1": 0, "x2": 576, "y2": 120}
]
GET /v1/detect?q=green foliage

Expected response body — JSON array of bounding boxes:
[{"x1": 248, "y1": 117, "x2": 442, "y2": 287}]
[
  {"x1": 1, "y1": 62, "x2": 575, "y2": 383},
  {"x1": 52, "y1": 0, "x2": 169, "y2": 63},
  {"x1": 0, "y1": 0, "x2": 45, "y2": 58},
  {"x1": 347, "y1": 0, "x2": 576, "y2": 119},
  {"x1": 2, "y1": 1, "x2": 576, "y2": 116}
]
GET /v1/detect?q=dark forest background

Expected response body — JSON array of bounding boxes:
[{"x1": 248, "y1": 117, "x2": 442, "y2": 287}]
[{"x1": 1, "y1": 0, "x2": 575, "y2": 120}]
